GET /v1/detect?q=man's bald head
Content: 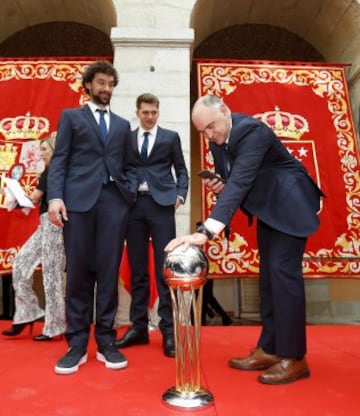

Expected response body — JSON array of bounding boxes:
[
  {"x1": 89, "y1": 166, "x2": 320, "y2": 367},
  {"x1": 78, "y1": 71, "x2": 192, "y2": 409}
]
[{"x1": 192, "y1": 95, "x2": 231, "y2": 145}]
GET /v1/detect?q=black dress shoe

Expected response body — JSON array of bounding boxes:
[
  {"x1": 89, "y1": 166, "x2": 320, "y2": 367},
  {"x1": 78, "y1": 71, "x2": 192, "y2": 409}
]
[
  {"x1": 33, "y1": 334, "x2": 52, "y2": 341},
  {"x1": 163, "y1": 335, "x2": 175, "y2": 358},
  {"x1": 115, "y1": 328, "x2": 149, "y2": 349},
  {"x1": 33, "y1": 333, "x2": 64, "y2": 341},
  {"x1": 2, "y1": 321, "x2": 35, "y2": 336},
  {"x1": 222, "y1": 315, "x2": 233, "y2": 326}
]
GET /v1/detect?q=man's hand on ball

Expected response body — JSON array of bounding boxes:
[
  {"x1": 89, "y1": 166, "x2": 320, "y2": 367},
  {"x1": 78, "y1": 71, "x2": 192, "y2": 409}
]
[{"x1": 165, "y1": 233, "x2": 208, "y2": 252}]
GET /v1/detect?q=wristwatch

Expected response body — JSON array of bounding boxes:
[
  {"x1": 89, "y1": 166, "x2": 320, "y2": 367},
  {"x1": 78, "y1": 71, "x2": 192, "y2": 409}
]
[{"x1": 196, "y1": 223, "x2": 215, "y2": 240}]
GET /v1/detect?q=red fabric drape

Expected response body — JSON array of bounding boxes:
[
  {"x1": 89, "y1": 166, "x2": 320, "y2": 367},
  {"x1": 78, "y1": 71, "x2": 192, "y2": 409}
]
[
  {"x1": 119, "y1": 243, "x2": 158, "y2": 309},
  {"x1": 197, "y1": 61, "x2": 360, "y2": 278},
  {"x1": 0, "y1": 58, "x2": 159, "y2": 304},
  {"x1": 0, "y1": 59, "x2": 96, "y2": 274},
  {"x1": 0, "y1": 58, "x2": 110, "y2": 275}
]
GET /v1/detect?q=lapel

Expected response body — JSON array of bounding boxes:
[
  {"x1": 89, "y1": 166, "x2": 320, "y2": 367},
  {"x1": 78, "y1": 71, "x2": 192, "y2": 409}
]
[
  {"x1": 228, "y1": 113, "x2": 248, "y2": 161},
  {"x1": 107, "y1": 111, "x2": 118, "y2": 145},
  {"x1": 132, "y1": 126, "x2": 165, "y2": 160},
  {"x1": 132, "y1": 128, "x2": 141, "y2": 158},
  {"x1": 148, "y1": 126, "x2": 165, "y2": 159}
]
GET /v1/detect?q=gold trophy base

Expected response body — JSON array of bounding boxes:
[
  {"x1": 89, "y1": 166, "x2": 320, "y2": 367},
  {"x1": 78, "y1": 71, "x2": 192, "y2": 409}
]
[{"x1": 162, "y1": 386, "x2": 214, "y2": 410}]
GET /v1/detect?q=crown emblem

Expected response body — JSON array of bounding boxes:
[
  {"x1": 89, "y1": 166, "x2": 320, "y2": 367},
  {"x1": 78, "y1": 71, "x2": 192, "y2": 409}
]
[
  {"x1": 253, "y1": 107, "x2": 309, "y2": 139},
  {"x1": 0, "y1": 143, "x2": 18, "y2": 169},
  {"x1": 0, "y1": 112, "x2": 49, "y2": 140}
]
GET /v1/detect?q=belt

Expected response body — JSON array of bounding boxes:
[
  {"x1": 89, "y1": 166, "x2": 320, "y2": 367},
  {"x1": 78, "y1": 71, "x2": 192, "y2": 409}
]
[{"x1": 138, "y1": 190, "x2": 151, "y2": 197}]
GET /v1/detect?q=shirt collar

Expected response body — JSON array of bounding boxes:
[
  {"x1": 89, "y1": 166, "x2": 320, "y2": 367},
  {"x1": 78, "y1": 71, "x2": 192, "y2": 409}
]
[
  {"x1": 226, "y1": 118, "x2": 233, "y2": 143},
  {"x1": 139, "y1": 125, "x2": 157, "y2": 137},
  {"x1": 87, "y1": 101, "x2": 110, "y2": 114}
]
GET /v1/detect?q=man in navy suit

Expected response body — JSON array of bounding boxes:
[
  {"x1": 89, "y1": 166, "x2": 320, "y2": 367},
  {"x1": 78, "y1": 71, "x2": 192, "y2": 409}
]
[
  {"x1": 115, "y1": 93, "x2": 189, "y2": 357},
  {"x1": 48, "y1": 60, "x2": 136, "y2": 375},
  {"x1": 166, "y1": 94, "x2": 324, "y2": 384}
]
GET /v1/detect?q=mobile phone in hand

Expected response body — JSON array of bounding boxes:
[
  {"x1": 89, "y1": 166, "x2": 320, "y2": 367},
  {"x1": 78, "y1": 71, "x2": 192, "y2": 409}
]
[{"x1": 197, "y1": 169, "x2": 225, "y2": 183}]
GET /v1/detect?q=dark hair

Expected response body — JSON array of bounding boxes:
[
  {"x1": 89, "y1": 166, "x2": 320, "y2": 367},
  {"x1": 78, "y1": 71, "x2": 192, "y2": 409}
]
[
  {"x1": 82, "y1": 60, "x2": 118, "y2": 95},
  {"x1": 136, "y1": 93, "x2": 160, "y2": 109}
]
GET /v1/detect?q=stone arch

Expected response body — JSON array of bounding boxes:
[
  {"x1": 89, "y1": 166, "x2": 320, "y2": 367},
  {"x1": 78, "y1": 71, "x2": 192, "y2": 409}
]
[
  {"x1": 192, "y1": 24, "x2": 325, "y2": 61},
  {"x1": 189, "y1": 0, "x2": 360, "y2": 122},
  {"x1": 188, "y1": 0, "x2": 360, "y2": 182},
  {"x1": 190, "y1": 0, "x2": 360, "y2": 78},
  {"x1": 0, "y1": 22, "x2": 113, "y2": 57},
  {"x1": 0, "y1": 0, "x2": 117, "y2": 56},
  {"x1": 0, "y1": 0, "x2": 116, "y2": 43}
]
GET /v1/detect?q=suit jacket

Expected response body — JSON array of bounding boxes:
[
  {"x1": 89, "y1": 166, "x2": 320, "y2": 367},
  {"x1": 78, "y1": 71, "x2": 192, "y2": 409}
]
[
  {"x1": 210, "y1": 113, "x2": 325, "y2": 238},
  {"x1": 130, "y1": 126, "x2": 189, "y2": 206},
  {"x1": 47, "y1": 105, "x2": 136, "y2": 210}
]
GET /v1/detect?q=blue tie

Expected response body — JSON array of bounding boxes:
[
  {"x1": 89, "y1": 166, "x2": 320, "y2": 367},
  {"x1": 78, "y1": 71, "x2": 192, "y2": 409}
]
[
  {"x1": 96, "y1": 109, "x2": 109, "y2": 183},
  {"x1": 97, "y1": 109, "x2": 108, "y2": 145},
  {"x1": 140, "y1": 132, "x2": 149, "y2": 161}
]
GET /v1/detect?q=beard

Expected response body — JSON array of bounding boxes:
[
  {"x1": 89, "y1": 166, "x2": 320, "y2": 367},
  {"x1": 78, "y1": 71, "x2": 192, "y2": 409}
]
[{"x1": 91, "y1": 92, "x2": 111, "y2": 106}]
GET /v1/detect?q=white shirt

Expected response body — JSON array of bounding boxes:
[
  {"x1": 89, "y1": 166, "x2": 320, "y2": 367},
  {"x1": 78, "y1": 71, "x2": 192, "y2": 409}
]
[
  {"x1": 137, "y1": 126, "x2": 157, "y2": 157},
  {"x1": 87, "y1": 102, "x2": 110, "y2": 131},
  {"x1": 137, "y1": 126, "x2": 157, "y2": 191}
]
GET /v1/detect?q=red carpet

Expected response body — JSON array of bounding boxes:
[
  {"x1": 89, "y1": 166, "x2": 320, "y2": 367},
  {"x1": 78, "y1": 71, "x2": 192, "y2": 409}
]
[{"x1": 0, "y1": 322, "x2": 359, "y2": 415}]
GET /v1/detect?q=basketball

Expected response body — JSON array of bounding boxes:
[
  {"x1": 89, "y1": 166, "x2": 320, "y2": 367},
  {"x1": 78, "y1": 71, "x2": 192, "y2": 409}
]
[{"x1": 163, "y1": 244, "x2": 208, "y2": 290}]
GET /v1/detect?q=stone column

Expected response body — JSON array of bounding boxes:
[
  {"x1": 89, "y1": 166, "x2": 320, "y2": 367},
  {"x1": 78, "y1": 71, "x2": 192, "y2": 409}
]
[
  {"x1": 111, "y1": 27, "x2": 194, "y2": 326},
  {"x1": 111, "y1": 27, "x2": 194, "y2": 236}
]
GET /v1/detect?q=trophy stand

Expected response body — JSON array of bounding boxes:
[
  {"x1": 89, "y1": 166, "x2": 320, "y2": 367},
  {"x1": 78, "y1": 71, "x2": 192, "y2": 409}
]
[{"x1": 162, "y1": 283, "x2": 214, "y2": 410}]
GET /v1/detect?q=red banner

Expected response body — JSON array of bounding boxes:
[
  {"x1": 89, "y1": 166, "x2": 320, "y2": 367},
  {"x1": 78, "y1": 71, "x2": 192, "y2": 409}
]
[
  {"x1": 0, "y1": 58, "x2": 158, "y2": 308},
  {"x1": 0, "y1": 58, "x2": 101, "y2": 274},
  {"x1": 197, "y1": 61, "x2": 360, "y2": 278}
]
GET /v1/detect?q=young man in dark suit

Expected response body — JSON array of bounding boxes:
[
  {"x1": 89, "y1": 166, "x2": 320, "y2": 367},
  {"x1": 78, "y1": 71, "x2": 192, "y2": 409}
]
[
  {"x1": 48, "y1": 60, "x2": 136, "y2": 375},
  {"x1": 115, "y1": 93, "x2": 189, "y2": 357},
  {"x1": 166, "y1": 94, "x2": 324, "y2": 384}
]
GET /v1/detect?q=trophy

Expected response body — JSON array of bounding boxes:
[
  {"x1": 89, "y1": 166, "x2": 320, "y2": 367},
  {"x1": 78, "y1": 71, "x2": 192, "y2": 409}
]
[{"x1": 162, "y1": 244, "x2": 214, "y2": 410}]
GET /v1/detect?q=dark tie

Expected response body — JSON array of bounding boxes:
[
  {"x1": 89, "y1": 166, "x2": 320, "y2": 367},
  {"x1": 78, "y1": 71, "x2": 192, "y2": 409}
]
[
  {"x1": 221, "y1": 145, "x2": 230, "y2": 238},
  {"x1": 140, "y1": 132, "x2": 149, "y2": 161},
  {"x1": 96, "y1": 109, "x2": 108, "y2": 144},
  {"x1": 96, "y1": 109, "x2": 109, "y2": 183},
  {"x1": 222, "y1": 145, "x2": 230, "y2": 180}
]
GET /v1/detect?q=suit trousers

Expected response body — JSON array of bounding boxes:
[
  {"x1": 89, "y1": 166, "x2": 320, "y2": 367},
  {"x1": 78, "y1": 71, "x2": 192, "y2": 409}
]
[
  {"x1": 126, "y1": 194, "x2": 175, "y2": 336},
  {"x1": 256, "y1": 220, "x2": 307, "y2": 358},
  {"x1": 63, "y1": 182, "x2": 130, "y2": 348}
]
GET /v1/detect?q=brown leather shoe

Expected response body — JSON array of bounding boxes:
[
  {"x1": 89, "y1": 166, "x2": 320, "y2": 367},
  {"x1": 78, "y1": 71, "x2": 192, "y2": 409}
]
[
  {"x1": 229, "y1": 347, "x2": 280, "y2": 371},
  {"x1": 258, "y1": 357, "x2": 310, "y2": 385}
]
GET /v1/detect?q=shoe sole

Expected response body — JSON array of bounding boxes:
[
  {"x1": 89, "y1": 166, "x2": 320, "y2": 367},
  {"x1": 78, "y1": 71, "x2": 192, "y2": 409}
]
[
  {"x1": 54, "y1": 353, "x2": 88, "y2": 375},
  {"x1": 163, "y1": 351, "x2": 176, "y2": 358},
  {"x1": 229, "y1": 361, "x2": 276, "y2": 371},
  {"x1": 116, "y1": 340, "x2": 149, "y2": 349},
  {"x1": 258, "y1": 369, "x2": 311, "y2": 385},
  {"x1": 96, "y1": 351, "x2": 128, "y2": 370}
]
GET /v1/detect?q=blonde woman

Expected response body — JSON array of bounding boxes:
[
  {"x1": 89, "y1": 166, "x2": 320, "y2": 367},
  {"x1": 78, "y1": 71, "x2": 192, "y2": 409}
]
[{"x1": 2, "y1": 136, "x2": 66, "y2": 341}]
